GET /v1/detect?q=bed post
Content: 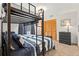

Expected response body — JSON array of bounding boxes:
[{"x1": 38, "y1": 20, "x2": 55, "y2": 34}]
[
  {"x1": 41, "y1": 9, "x2": 45, "y2": 56},
  {"x1": 7, "y1": 3, "x2": 12, "y2": 56},
  {"x1": 34, "y1": 5, "x2": 38, "y2": 53},
  {"x1": 35, "y1": 19, "x2": 38, "y2": 53}
]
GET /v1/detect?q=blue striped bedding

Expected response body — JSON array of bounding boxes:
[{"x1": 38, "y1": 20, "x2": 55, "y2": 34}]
[
  {"x1": 10, "y1": 42, "x2": 35, "y2": 56},
  {"x1": 2, "y1": 32, "x2": 55, "y2": 56},
  {"x1": 2, "y1": 32, "x2": 40, "y2": 56},
  {"x1": 19, "y1": 35, "x2": 42, "y2": 54},
  {"x1": 22, "y1": 37, "x2": 41, "y2": 55},
  {"x1": 11, "y1": 33, "x2": 37, "y2": 56},
  {"x1": 22, "y1": 35, "x2": 44, "y2": 51},
  {"x1": 38, "y1": 36, "x2": 54, "y2": 49},
  {"x1": 12, "y1": 33, "x2": 41, "y2": 56},
  {"x1": 23, "y1": 34, "x2": 55, "y2": 51}
]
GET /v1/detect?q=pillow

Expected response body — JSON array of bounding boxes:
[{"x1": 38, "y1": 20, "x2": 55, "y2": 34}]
[
  {"x1": 12, "y1": 33, "x2": 23, "y2": 48},
  {"x1": 19, "y1": 37, "x2": 25, "y2": 45},
  {"x1": 23, "y1": 34, "x2": 33, "y2": 38},
  {"x1": 10, "y1": 33, "x2": 19, "y2": 50}
]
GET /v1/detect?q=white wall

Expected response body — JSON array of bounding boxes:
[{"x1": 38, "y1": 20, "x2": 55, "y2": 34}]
[
  {"x1": 2, "y1": 23, "x2": 18, "y2": 33},
  {"x1": 76, "y1": 11, "x2": 79, "y2": 46},
  {"x1": 58, "y1": 10, "x2": 78, "y2": 44}
]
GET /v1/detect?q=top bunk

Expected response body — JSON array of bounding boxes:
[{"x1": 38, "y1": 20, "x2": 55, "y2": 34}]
[{"x1": 2, "y1": 3, "x2": 44, "y2": 24}]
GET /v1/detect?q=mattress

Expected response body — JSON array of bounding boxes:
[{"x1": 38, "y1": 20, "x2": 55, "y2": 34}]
[
  {"x1": 19, "y1": 35, "x2": 42, "y2": 52},
  {"x1": 23, "y1": 34, "x2": 48, "y2": 51},
  {"x1": 26, "y1": 38, "x2": 42, "y2": 52},
  {"x1": 23, "y1": 34, "x2": 55, "y2": 50},
  {"x1": 18, "y1": 35, "x2": 41, "y2": 55},
  {"x1": 32, "y1": 36, "x2": 48, "y2": 51},
  {"x1": 2, "y1": 32, "x2": 35, "y2": 56},
  {"x1": 38, "y1": 36, "x2": 54, "y2": 49},
  {"x1": 23, "y1": 39, "x2": 37, "y2": 56},
  {"x1": 31, "y1": 34, "x2": 55, "y2": 49}
]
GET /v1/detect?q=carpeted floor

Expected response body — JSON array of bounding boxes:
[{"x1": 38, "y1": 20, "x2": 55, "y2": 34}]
[{"x1": 45, "y1": 41, "x2": 79, "y2": 56}]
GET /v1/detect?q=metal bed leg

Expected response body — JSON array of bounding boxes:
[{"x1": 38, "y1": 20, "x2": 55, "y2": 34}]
[
  {"x1": 41, "y1": 9, "x2": 45, "y2": 56},
  {"x1": 36, "y1": 20, "x2": 38, "y2": 55},
  {"x1": 7, "y1": 3, "x2": 12, "y2": 56}
]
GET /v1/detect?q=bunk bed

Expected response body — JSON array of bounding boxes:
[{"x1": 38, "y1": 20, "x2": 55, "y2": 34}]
[
  {"x1": 1, "y1": 3, "x2": 55, "y2": 56},
  {"x1": 1, "y1": 3, "x2": 45, "y2": 56}
]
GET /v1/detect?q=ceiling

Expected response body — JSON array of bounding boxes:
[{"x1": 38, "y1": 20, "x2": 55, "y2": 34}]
[{"x1": 33, "y1": 3, "x2": 79, "y2": 19}]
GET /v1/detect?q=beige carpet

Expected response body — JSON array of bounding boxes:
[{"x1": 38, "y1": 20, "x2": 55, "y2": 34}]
[{"x1": 45, "y1": 41, "x2": 79, "y2": 56}]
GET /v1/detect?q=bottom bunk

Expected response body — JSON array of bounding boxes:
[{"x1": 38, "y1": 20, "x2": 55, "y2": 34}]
[
  {"x1": 2, "y1": 32, "x2": 55, "y2": 56},
  {"x1": 22, "y1": 34, "x2": 55, "y2": 51}
]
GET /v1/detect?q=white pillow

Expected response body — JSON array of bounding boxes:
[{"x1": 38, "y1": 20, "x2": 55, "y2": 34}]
[
  {"x1": 19, "y1": 37, "x2": 25, "y2": 45},
  {"x1": 18, "y1": 35, "x2": 26, "y2": 39}
]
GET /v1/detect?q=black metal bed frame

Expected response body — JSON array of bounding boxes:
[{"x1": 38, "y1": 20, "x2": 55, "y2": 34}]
[{"x1": 1, "y1": 3, "x2": 45, "y2": 56}]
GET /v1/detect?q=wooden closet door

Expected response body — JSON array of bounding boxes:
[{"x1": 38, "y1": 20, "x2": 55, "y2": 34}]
[
  {"x1": 44, "y1": 19, "x2": 57, "y2": 41},
  {"x1": 51, "y1": 19, "x2": 57, "y2": 41}
]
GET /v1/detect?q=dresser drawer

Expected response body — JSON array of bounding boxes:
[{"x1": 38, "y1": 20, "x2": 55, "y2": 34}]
[{"x1": 59, "y1": 32, "x2": 71, "y2": 45}]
